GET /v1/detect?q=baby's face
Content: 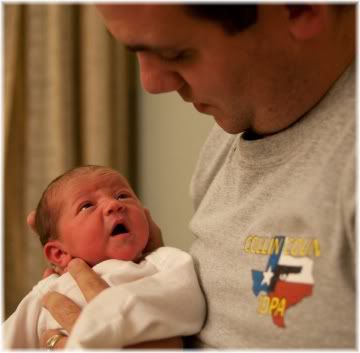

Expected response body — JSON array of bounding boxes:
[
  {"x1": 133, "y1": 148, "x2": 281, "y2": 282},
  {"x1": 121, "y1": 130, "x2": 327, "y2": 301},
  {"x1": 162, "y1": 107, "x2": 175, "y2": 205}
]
[{"x1": 55, "y1": 169, "x2": 149, "y2": 265}]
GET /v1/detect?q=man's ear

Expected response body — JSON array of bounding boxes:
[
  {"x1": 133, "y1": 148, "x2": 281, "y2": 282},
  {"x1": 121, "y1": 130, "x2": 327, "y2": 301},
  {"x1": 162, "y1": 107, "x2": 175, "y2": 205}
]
[
  {"x1": 44, "y1": 240, "x2": 72, "y2": 269},
  {"x1": 286, "y1": 5, "x2": 330, "y2": 40}
]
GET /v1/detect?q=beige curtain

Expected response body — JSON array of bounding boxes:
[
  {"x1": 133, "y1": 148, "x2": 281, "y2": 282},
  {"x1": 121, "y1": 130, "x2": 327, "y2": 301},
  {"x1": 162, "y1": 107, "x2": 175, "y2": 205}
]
[{"x1": 4, "y1": 4, "x2": 136, "y2": 318}]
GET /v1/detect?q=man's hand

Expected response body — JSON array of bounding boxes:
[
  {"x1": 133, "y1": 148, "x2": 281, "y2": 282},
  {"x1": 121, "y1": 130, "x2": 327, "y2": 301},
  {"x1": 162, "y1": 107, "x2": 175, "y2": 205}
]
[
  {"x1": 40, "y1": 259, "x2": 182, "y2": 349},
  {"x1": 39, "y1": 329, "x2": 68, "y2": 349},
  {"x1": 26, "y1": 210, "x2": 37, "y2": 233},
  {"x1": 40, "y1": 258, "x2": 109, "y2": 349},
  {"x1": 66, "y1": 258, "x2": 109, "y2": 302},
  {"x1": 143, "y1": 208, "x2": 164, "y2": 252},
  {"x1": 42, "y1": 267, "x2": 59, "y2": 278}
]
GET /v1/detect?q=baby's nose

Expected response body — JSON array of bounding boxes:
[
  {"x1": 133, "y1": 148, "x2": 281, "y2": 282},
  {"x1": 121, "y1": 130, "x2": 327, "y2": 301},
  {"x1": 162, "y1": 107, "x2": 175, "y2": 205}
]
[{"x1": 104, "y1": 199, "x2": 125, "y2": 216}]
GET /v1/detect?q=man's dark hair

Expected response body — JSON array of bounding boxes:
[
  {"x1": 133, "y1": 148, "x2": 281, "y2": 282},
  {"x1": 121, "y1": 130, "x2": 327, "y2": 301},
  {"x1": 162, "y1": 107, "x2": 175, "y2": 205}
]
[{"x1": 184, "y1": 5, "x2": 258, "y2": 35}]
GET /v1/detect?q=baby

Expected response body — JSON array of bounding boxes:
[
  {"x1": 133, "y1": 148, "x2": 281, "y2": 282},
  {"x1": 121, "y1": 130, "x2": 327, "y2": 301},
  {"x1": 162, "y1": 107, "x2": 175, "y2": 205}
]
[{"x1": 4, "y1": 165, "x2": 205, "y2": 349}]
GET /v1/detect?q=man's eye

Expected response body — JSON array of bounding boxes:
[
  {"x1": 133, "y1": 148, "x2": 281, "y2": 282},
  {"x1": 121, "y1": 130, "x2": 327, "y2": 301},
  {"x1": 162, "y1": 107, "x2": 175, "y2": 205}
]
[
  {"x1": 161, "y1": 50, "x2": 190, "y2": 62},
  {"x1": 80, "y1": 202, "x2": 93, "y2": 211}
]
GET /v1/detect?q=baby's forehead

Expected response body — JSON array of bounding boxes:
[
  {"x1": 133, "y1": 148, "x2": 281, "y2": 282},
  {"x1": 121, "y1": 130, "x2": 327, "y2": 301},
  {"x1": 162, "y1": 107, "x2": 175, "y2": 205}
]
[
  {"x1": 65, "y1": 169, "x2": 129, "y2": 191},
  {"x1": 50, "y1": 168, "x2": 131, "y2": 203}
]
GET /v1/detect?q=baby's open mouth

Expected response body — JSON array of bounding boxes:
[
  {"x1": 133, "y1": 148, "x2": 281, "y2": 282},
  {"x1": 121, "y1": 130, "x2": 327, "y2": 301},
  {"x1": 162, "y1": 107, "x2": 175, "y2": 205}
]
[{"x1": 111, "y1": 223, "x2": 129, "y2": 236}]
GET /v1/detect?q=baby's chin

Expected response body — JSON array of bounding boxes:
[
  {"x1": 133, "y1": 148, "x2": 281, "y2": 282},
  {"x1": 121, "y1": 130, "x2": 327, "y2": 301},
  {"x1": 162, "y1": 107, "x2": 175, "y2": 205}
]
[{"x1": 106, "y1": 247, "x2": 146, "y2": 263}]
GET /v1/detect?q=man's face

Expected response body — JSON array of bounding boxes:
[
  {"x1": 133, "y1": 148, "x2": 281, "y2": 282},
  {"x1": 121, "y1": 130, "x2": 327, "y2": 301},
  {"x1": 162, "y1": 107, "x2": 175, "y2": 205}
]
[
  {"x1": 98, "y1": 5, "x2": 298, "y2": 135},
  {"x1": 55, "y1": 169, "x2": 149, "y2": 265}
]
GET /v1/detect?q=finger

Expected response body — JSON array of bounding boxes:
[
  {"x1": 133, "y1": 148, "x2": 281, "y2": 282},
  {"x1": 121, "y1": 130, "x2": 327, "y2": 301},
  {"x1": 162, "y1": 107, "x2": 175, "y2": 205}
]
[
  {"x1": 26, "y1": 210, "x2": 37, "y2": 233},
  {"x1": 40, "y1": 329, "x2": 68, "y2": 349},
  {"x1": 144, "y1": 208, "x2": 164, "y2": 252},
  {"x1": 42, "y1": 292, "x2": 81, "y2": 333},
  {"x1": 42, "y1": 264, "x2": 64, "y2": 279},
  {"x1": 67, "y1": 258, "x2": 109, "y2": 302},
  {"x1": 53, "y1": 264, "x2": 65, "y2": 275},
  {"x1": 42, "y1": 268, "x2": 56, "y2": 279}
]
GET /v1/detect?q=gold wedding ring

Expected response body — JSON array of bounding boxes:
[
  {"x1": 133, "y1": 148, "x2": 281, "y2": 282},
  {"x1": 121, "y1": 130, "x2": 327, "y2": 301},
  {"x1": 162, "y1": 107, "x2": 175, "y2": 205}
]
[{"x1": 46, "y1": 333, "x2": 66, "y2": 350}]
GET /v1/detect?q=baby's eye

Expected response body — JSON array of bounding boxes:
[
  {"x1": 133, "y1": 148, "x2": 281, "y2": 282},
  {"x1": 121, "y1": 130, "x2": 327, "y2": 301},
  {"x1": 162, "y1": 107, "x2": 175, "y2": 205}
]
[
  {"x1": 80, "y1": 202, "x2": 93, "y2": 211},
  {"x1": 116, "y1": 192, "x2": 130, "y2": 200}
]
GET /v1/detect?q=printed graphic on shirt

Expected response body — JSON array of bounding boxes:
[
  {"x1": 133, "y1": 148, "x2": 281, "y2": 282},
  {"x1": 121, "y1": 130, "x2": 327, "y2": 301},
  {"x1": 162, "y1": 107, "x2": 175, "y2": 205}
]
[{"x1": 247, "y1": 235, "x2": 319, "y2": 328}]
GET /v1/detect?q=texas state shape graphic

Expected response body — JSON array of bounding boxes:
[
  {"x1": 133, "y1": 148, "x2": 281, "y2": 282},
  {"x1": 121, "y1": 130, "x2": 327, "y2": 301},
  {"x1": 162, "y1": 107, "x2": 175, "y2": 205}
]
[
  {"x1": 269, "y1": 280, "x2": 313, "y2": 327},
  {"x1": 251, "y1": 236, "x2": 314, "y2": 328}
]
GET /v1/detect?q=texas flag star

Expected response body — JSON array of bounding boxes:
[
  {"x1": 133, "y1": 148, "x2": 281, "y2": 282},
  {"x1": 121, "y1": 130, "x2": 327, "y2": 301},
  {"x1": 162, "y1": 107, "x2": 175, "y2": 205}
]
[{"x1": 261, "y1": 266, "x2": 274, "y2": 286}]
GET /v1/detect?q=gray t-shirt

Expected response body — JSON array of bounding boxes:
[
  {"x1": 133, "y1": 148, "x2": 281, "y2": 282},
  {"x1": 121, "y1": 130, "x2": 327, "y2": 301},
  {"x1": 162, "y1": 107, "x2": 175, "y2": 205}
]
[{"x1": 189, "y1": 64, "x2": 355, "y2": 348}]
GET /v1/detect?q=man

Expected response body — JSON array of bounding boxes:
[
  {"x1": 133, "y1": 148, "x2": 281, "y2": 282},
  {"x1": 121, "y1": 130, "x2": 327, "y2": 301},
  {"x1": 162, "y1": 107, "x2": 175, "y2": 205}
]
[{"x1": 35, "y1": 4, "x2": 355, "y2": 349}]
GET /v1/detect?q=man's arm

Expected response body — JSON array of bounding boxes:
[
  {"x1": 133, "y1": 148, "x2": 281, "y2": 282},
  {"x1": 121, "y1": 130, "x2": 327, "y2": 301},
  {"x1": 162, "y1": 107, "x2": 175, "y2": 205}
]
[
  {"x1": 64, "y1": 250, "x2": 204, "y2": 348},
  {"x1": 40, "y1": 260, "x2": 187, "y2": 349},
  {"x1": 40, "y1": 328, "x2": 183, "y2": 349}
]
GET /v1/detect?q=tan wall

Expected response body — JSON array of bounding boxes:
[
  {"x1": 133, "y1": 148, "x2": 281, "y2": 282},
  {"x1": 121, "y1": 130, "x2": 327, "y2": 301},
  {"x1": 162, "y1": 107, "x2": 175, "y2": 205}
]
[{"x1": 137, "y1": 84, "x2": 213, "y2": 250}]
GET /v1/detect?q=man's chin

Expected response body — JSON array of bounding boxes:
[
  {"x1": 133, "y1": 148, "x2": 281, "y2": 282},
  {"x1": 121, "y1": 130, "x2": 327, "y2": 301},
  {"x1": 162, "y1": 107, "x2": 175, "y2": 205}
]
[
  {"x1": 193, "y1": 104, "x2": 247, "y2": 134},
  {"x1": 193, "y1": 102, "x2": 212, "y2": 114},
  {"x1": 213, "y1": 115, "x2": 246, "y2": 135}
]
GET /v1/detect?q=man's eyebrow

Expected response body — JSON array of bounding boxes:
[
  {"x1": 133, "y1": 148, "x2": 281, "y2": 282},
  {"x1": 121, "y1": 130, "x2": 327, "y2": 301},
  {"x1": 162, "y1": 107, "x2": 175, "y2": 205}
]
[
  {"x1": 125, "y1": 44, "x2": 154, "y2": 53},
  {"x1": 125, "y1": 44, "x2": 179, "y2": 55}
]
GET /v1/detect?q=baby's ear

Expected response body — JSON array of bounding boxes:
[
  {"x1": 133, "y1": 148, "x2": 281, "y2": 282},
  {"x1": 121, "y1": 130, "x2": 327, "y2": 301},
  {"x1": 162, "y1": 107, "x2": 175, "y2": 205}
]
[{"x1": 44, "y1": 240, "x2": 72, "y2": 269}]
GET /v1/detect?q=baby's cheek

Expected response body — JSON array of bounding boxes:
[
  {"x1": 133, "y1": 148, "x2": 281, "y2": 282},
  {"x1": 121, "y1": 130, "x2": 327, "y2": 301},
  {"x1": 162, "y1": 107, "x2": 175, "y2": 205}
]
[
  {"x1": 73, "y1": 233, "x2": 105, "y2": 264},
  {"x1": 141, "y1": 218, "x2": 150, "y2": 240}
]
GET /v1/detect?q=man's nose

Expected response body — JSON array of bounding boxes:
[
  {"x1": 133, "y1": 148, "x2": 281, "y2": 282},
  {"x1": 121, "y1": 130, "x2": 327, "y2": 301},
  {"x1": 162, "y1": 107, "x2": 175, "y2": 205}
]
[
  {"x1": 138, "y1": 53, "x2": 184, "y2": 94},
  {"x1": 104, "y1": 199, "x2": 125, "y2": 216}
]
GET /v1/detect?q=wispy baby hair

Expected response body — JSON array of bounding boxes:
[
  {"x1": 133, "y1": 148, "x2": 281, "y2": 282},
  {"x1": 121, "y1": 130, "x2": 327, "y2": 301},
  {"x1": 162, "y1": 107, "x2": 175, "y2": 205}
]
[{"x1": 35, "y1": 165, "x2": 113, "y2": 245}]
